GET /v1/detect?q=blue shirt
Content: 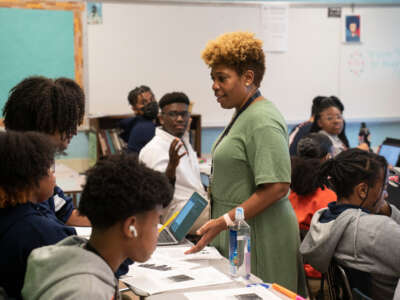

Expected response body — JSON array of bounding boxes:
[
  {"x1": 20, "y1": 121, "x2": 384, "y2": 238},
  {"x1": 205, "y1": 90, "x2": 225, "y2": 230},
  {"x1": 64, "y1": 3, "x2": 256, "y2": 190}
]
[
  {"x1": 319, "y1": 202, "x2": 371, "y2": 223},
  {"x1": 0, "y1": 202, "x2": 76, "y2": 299},
  {"x1": 37, "y1": 186, "x2": 75, "y2": 224},
  {"x1": 119, "y1": 116, "x2": 155, "y2": 153},
  {"x1": 289, "y1": 121, "x2": 312, "y2": 156}
]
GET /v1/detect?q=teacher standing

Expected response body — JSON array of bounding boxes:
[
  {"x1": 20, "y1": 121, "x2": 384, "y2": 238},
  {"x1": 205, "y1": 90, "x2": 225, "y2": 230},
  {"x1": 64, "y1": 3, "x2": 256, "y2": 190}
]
[{"x1": 186, "y1": 32, "x2": 306, "y2": 295}]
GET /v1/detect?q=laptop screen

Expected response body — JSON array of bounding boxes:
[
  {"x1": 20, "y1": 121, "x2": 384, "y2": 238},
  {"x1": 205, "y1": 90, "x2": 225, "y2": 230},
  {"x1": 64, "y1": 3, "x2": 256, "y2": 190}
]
[
  {"x1": 379, "y1": 144, "x2": 400, "y2": 167},
  {"x1": 169, "y1": 192, "x2": 207, "y2": 241}
]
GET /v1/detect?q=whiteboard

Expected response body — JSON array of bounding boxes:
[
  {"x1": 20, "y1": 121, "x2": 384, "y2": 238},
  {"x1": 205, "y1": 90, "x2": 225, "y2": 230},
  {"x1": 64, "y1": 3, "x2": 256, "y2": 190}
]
[{"x1": 87, "y1": 3, "x2": 400, "y2": 126}]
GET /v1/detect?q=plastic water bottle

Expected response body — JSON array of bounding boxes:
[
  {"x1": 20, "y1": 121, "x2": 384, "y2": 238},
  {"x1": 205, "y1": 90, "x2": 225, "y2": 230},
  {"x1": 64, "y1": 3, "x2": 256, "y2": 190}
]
[{"x1": 229, "y1": 207, "x2": 251, "y2": 280}]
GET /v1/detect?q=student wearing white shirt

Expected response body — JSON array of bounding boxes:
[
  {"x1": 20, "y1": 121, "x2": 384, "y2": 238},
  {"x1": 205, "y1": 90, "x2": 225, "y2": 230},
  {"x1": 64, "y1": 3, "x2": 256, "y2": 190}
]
[{"x1": 139, "y1": 92, "x2": 210, "y2": 232}]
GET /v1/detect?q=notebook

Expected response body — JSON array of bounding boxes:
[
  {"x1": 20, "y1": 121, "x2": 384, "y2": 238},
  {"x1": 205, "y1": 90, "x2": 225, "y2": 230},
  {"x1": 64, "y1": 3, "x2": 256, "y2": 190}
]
[
  {"x1": 378, "y1": 138, "x2": 400, "y2": 167},
  {"x1": 158, "y1": 192, "x2": 208, "y2": 246}
]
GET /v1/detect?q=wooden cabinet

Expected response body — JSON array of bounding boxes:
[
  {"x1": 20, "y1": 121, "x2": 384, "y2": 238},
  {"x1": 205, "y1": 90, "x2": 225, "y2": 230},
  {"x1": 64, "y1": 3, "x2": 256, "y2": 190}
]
[{"x1": 89, "y1": 114, "x2": 202, "y2": 158}]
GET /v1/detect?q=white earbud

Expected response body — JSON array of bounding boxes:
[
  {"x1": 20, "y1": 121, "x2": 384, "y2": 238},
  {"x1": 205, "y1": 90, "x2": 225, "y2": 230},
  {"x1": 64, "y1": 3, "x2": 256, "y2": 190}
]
[{"x1": 129, "y1": 225, "x2": 138, "y2": 237}]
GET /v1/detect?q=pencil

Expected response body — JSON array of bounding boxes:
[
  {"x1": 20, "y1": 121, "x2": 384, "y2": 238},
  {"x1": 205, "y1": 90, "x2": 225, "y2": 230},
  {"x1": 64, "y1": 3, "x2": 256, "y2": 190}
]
[
  {"x1": 271, "y1": 283, "x2": 297, "y2": 299},
  {"x1": 158, "y1": 210, "x2": 180, "y2": 233}
]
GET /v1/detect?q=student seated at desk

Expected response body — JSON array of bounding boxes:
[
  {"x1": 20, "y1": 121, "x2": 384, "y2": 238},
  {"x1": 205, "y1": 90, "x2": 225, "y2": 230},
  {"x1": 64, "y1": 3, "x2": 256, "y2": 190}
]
[
  {"x1": 300, "y1": 149, "x2": 400, "y2": 300},
  {"x1": 0, "y1": 131, "x2": 65, "y2": 299},
  {"x1": 3, "y1": 76, "x2": 90, "y2": 227},
  {"x1": 139, "y1": 92, "x2": 210, "y2": 233},
  {"x1": 289, "y1": 133, "x2": 336, "y2": 278},
  {"x1": 22, "y1": 153, "x2": 173, "y2": 300},
  {"x1": 290, "y1": 133, "x2": 336, "y2": 231},
  {"x1": 289, "y1": 95, "x2": 324, "y2": 156},
  {"x1": 309, "y1": 96, "x2": 350, "y2": 157},
  {"x1": 119, "y1": 85, "x2": 158, "y2": 153}
]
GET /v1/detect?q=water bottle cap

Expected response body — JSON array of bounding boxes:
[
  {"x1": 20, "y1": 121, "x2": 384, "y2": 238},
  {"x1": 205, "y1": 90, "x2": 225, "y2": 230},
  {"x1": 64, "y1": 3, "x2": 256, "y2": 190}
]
[{"x1": 235, "y1": 207, "x2": 244, "y2": 221}]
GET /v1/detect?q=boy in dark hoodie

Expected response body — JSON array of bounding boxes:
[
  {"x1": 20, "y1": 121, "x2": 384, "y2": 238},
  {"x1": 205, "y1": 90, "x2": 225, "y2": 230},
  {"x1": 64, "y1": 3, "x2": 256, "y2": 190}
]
[
  {"x1": 22, "y1": 153, "x2": 172, "y2": 300},
  {"x1": 300, "y1": 149, "x2": 400, "y2": 300}
]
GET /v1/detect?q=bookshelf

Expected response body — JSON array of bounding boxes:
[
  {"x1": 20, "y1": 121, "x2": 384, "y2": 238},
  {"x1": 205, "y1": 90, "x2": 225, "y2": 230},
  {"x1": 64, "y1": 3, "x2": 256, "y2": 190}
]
[{"x1": 89, "y1": 114, "x2": 202, "y2": 159}]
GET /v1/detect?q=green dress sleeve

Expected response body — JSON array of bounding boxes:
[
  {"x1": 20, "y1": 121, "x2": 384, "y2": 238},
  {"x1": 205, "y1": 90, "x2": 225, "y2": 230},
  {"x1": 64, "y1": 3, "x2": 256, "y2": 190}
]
[{"x1": 247, "y1": 124, "x2": 291, "y2": 186}]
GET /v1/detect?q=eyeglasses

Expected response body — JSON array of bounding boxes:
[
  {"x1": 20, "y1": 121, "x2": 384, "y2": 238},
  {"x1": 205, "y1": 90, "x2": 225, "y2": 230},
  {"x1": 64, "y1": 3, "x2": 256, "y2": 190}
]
[
  {"x1": 162, "y1": 111, "x2": 190, "y2": 119},
  {"x1": 320, "y1": 114, "x2": 343, "y2": 122}
]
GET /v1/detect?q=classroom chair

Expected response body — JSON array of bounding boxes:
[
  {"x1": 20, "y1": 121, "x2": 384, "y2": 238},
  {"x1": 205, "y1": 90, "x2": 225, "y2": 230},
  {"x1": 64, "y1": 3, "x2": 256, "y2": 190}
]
[
  {"x1": 326, "y1": 261, "x2": 353, "y2": 300},
  {"x1": 353, "y1": 288, "x2": 374, "y2": 300},
  {"x1": 327, "y1": 260, "x2": 372, "y2": 300}
]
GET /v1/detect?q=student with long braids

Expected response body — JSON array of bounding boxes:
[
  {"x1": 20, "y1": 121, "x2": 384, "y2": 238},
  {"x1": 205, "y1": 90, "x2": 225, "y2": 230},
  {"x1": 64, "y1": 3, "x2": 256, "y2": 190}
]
[{"x1": 300, "y1": 149, "x2": 400, "y2": 300}]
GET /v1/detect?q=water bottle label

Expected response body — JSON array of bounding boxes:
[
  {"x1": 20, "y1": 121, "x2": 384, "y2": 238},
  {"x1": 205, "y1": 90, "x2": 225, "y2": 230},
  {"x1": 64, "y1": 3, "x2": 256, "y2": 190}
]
[{"x1": 229, "y1": 229, "x2": 239, "y2": 277}]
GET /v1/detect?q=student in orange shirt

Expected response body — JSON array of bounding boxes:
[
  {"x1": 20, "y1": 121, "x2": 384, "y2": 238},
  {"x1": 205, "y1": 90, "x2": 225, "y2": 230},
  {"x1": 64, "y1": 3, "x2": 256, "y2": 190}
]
[{"x1": 289, "y1": 133, "x2": 337, "y2": 278}]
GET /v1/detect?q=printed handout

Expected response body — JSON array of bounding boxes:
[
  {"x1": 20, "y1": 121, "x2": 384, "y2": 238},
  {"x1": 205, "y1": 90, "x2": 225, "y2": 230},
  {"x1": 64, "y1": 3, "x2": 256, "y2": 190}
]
[
  {"x1": 122, "y1": 266, "x2": 232, "y2": 295},
  {"x1": 184, "y1": 286, "x2": 282, "y2": 300}
]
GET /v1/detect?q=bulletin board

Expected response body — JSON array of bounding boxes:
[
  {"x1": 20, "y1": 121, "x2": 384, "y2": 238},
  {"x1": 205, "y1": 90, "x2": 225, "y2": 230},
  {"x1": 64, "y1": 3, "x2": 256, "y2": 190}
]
[{"x1": 0, "y1": 0, "x2": 83, "y2": 121}]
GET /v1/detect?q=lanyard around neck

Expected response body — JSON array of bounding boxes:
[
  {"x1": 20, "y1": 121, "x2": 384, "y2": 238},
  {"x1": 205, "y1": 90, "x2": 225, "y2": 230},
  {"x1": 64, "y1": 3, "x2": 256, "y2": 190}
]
[{"x1": 213, "y1": 89, "x2": 261, "y2": 151}]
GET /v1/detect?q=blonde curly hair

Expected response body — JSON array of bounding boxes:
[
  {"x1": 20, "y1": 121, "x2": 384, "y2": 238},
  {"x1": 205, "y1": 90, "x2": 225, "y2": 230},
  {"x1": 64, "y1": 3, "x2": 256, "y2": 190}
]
[{"x1": 201, "y1": 31, "x2": 265, "y2": 87}]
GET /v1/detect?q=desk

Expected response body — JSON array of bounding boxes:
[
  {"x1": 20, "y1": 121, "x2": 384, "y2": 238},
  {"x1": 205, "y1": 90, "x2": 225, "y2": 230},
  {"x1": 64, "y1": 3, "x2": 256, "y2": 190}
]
[
  {"x1": 119, "y1": 281, "x2": 140, "y2": 300},
  {"x1": 54, "y1": 162, "x2": 85, "y2": 207},
  {"x1": 125, "y1": 242, "x2": 291, "y2": 300}
]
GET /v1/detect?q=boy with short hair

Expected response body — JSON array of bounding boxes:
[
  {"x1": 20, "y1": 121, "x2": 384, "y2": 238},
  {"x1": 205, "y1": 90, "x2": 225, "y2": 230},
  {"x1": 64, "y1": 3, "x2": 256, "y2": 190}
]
[{"x1": 22, "y1": 154, "x2": 173, "y2": 299}]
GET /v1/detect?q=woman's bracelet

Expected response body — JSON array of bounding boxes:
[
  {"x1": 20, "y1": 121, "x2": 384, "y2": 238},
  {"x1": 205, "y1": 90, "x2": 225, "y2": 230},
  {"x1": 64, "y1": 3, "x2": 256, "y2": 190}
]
[{"x1": 223, "y1": 213, "x2": 235, "y2": 227}]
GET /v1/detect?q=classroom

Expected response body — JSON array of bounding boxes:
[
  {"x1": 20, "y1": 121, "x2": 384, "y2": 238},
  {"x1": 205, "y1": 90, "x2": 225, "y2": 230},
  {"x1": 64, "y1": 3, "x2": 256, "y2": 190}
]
[{"x1": 1, "y1": 0, "x2": 400, "y2": 299}]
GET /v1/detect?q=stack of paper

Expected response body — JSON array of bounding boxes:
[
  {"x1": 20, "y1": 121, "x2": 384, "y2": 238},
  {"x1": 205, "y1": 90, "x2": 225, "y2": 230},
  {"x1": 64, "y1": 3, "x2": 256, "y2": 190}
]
[
  {"x1": 184, "y1": 286, "x2": 282, "y2": 300},
  {"x1": 126, "y1": 255, "x2": 200, "y2": 276},
  {"x1": 153, "y1": 245, "x2": 223, "y2": 261},
  {"x1": 122, "y1": 266, "x2": 232, "y2": 295},
  {"x1": 54, "y1": 162, "x2": 85, "y2": 192}
]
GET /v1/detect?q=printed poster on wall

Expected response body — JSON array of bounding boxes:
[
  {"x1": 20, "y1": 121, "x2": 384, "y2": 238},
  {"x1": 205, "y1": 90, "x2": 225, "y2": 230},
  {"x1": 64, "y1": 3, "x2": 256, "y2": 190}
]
[
  {"x1": 344, "y1": 15, "x2": 361, "y2": 43},
  {"x1": 87, "y1": 2, "x2": 102, "y2": 25},
  {"x1": 261, "y1": 3, "x2": 289, "y2": 52}
]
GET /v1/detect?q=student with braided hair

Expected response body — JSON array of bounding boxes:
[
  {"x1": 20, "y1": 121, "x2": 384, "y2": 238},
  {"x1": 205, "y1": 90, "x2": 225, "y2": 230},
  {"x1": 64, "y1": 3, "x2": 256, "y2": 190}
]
[{"x1": 300, "y1": 149, "x2": 400, "y2": 300}]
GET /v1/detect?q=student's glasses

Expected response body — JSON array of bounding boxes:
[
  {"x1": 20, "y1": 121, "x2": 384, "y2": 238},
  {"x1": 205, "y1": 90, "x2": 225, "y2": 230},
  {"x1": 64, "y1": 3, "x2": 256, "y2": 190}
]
[
  {"x1": 162, "y1": 111, "x2": 190, "y2": 119},
  {"x1": 320, "y1": 114, "x2": 343, "y2": 122}
]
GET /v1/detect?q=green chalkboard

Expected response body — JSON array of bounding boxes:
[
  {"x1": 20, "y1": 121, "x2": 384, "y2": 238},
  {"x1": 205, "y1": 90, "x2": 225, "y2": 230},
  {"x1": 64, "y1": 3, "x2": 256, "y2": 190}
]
[{"x1": 0, "y1": 7, "x2": 75, "y2": 114}]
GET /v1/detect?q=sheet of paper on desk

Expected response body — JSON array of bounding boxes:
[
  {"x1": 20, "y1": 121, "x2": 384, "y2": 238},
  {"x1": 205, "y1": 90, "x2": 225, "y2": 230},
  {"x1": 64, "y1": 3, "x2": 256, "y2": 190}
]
[
  {"x1": 126, "y1": 255, "x2": 200, "y2": 277},
  {"x1": 154, "y1": 246, "x2": 223, "y2": 260},
  {"x1": 55, "y1": 163, "x2": 85, "y2": 191},
  {"x1": 74, "y1": 227, "x2": 92, "y2": 238},
  {"x1": 122, "y1": 266, "x2": 232, "y2": 295},
  {"x1": 184, "y1": 286, "x2": 282, "y2": 300}
]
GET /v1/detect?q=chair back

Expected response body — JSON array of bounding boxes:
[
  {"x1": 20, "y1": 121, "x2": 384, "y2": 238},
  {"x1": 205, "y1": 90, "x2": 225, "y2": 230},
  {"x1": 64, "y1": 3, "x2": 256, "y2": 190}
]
[
  {"x1": 327, "y1": 260, "x2": 373, "y2": 300},
  {"x1": 327, "y1": 261, "x2": 353, "y2": 300},
  {"x1": 353, "y1": 288, "x2": 374, "y2": 300}
]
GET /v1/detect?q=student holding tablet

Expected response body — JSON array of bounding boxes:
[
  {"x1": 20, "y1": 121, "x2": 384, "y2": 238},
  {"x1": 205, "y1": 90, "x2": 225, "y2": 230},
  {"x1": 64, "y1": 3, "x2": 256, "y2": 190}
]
[{"x1": 186, "y1": 31, "x2": 306, "y2": 296}]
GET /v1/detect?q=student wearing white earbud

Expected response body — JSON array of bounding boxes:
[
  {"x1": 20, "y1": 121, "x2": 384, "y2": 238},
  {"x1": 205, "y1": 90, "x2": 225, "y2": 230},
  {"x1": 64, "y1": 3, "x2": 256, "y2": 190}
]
[
  {"x1": 129, "y1": 225, "x2": 138, "y2": 237},
  {"x1": 22, "y1": 154, "x2": 173, "y2": 299}
]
